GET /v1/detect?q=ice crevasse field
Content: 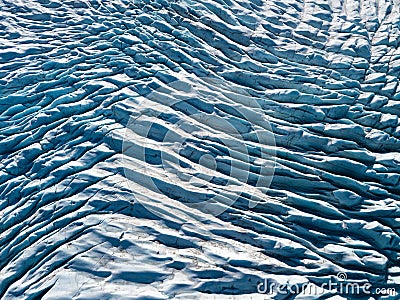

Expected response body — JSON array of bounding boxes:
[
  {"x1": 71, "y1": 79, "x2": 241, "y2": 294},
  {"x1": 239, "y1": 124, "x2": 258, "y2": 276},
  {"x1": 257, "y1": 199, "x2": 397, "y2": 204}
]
[{"x1": 1, "y1": 0, "x2": 400, "y2": 299}]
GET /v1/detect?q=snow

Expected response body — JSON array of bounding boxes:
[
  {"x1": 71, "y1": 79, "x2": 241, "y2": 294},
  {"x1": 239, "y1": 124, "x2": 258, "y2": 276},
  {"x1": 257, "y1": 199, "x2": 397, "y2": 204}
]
[{"x1": 1, "y1": 0, "x2": 400, "y2": 299}]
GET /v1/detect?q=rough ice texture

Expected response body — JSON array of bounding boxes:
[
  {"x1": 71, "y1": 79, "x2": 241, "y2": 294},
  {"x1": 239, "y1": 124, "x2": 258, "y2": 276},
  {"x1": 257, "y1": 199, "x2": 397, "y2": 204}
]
[{"x1": 1, "y1": 0, "x2": 400, "y2": 299}]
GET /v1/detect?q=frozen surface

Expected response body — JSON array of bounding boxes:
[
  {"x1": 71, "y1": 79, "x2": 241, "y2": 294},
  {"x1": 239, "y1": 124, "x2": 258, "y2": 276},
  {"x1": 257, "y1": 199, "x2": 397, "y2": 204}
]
[{"x1": 1, "y1": 0, "x2": 400, "y2": 299}]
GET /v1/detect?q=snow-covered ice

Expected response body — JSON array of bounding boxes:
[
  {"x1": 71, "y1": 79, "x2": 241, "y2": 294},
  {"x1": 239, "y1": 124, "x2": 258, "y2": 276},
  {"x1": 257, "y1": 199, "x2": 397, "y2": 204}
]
[{"x1": 1, "y1": 0, "x2": 400, "y2": 299}]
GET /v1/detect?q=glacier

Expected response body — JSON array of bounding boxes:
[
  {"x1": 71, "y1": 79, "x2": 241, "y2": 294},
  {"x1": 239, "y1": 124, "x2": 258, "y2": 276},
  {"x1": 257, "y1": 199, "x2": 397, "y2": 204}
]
[{"x1": 1, "y1": 0, "x2": 400, "y2": 299}]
